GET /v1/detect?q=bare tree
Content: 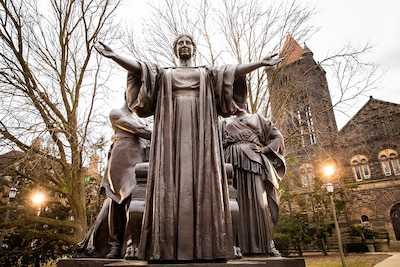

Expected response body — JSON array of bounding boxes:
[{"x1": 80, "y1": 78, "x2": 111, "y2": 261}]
[
  {"x1": 120, "y1": 0, "x2": 317, "y2": 111},
  {"x1": 320, "y1": 43, "x2": 381, "y2": 124},
  {"x1": 0, "y1": 0, "x2": 121, "y2": 245},
  {"x1": 120, "y1": 0, "x2": 381, "y2": 124},
  {"x1": 117, "y1": 0, "x2": 381, "y2": 178}
]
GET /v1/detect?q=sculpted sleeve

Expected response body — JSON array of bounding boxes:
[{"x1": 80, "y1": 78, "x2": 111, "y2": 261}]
[
  {"x1": 210, "y1": 64, "x2": 248, "y2": 117},
  {"x1": 126, "y1": 61, "x2": 160, "y2": 117}
]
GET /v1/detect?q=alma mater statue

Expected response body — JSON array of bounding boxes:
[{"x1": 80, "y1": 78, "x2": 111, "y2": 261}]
[{"x1": 95, "y1": 34, "x2": 282, "y2": 262}]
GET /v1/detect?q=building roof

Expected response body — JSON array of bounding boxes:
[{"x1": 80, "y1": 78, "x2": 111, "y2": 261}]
[
  {"x1": 279, "y1": 34, "x2": 304, "y2": 66},
  {"x1": 339, "y1": 96, "x2": 400, "y2": 133},
  {"x1": 0, "y1": 150, "x2": 24, "y2": 177}
]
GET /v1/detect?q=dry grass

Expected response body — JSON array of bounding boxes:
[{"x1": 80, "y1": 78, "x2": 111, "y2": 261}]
[{"x1": 303, "y1": 252, "x2": 391, "y2": 267}]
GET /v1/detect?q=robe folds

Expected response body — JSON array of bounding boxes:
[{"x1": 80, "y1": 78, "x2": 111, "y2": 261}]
[
  {"x1": 126, "y1": 62, "x2": 247, "y2": 261},
  {"x1": 101, "y1": 111, "x2": 150, "y2": 205},
  {"x1": 222, "y1": 114, "x2": 286, "y2": 255}
]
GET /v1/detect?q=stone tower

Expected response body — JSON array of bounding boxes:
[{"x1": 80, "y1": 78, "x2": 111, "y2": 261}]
[{"x1": 267, "y1": 34, "x2": 338, "y2": 187}]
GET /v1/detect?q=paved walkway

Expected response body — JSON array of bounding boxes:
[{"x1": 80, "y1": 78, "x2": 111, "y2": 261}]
[{"x1": 374, "y1": 252, "x2": 400, "y2": 267}]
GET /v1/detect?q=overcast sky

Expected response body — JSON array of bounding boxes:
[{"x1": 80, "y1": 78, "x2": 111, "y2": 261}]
[
  {"x1": 306, "y1": 0, "x2": 400, "y2": 128},
  {"x1": 114, "y1": 0, "x2": 400, "y2": 129}
]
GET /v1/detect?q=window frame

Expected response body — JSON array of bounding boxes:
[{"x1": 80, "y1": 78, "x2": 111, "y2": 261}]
[
  {"x1": 350, "y1": 155, "x2": 371, "y2": 181},
  {"x1": 379, "y1": 149, "x2": 400, "y2": 177}
]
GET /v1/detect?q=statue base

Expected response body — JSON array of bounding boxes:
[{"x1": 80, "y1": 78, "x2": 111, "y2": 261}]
[{"x1": 57, "y1": 256, "x2": 305, "y2": 267}]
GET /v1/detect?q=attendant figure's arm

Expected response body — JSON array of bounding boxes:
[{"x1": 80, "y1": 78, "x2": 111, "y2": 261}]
[
  {"x1": 249, "y1": 119, "x2": 283, "y2": 155},
  {"x1": 265, "y1": 125, "x2": 284, "y2": 154},
  {"x1": 110, "y1": 109, "x2": 152, "y2": 140}
]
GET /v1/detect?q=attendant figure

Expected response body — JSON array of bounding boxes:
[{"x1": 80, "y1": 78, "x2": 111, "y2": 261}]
[
  {"x1": 75, "y1": 101, "x2": 151, "y2": 259},
  {"x1": 222, "y1": 106, "x2": 286, "y2": 256},
  {"x1": 101, "y1": 101, "x2": 152, "y2": 259}
]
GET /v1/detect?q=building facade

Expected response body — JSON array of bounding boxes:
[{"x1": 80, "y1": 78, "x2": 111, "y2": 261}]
[{"x1": 267, "y1": 34, "x2": 400, "y2": 251}]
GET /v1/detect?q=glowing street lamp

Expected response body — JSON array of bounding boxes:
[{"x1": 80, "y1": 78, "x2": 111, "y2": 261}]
[
  {"x1": 326, "y1": 183, "x2": 334, "y2": 194},
  {"x1": 9, "y1": 187, "x2": 17, "y2": 201},
  {"x1": 32, "y1": 192, "x2": 46, "y2": 216},
  {"x1": 323, "y1": 165, "x2": 335, "y2": 177}
]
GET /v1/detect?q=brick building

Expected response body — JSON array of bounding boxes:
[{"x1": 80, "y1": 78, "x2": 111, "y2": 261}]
[
  {"x1": 267, "y1": 34, "x2": 400, "y2": 251},
  {"x1": 338, "y1": 97, "x2": 400, "y2": 247}
]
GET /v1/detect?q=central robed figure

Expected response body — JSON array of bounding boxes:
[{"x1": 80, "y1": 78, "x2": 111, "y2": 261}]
[{"x1": 95, "y1": 34, "x2": 282, "y2": 262}]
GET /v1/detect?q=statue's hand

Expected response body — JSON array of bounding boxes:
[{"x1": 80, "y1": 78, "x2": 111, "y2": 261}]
[
  {"x1": 261, "y1": 53, "x2": 283, "y2": 66},
  {"x1": 249, "y1": 143, "x2": 262, "y2": 153},
  {"x1": 249, "y1": 144, "x2": 271, "y2": 154},
  {"x1": 94, "y1": 41, "x2": 115, "y2": 58}
]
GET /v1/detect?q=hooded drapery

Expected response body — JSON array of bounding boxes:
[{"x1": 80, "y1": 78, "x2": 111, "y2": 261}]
[{"x1": 125, "y1": 62, "x2": 247, "y2": 261}]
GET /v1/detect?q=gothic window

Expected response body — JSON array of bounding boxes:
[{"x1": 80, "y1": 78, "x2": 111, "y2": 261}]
[
  {"x1": 300, "y1": 163, "x2": 314, "y2": 188},
  {"x1": 381, "y1": 121, "x2": 388, "y2": 135},
  {"x1": 379, "y1": 149, "x2": 400, "y2": 177},
  {"x1": 297, "y1": 110, "x2": 305, "y2": 147},
  {"x1": 350, "y1": 155, "x2": 371, "y2": 181},
  {"x1": 296, "y1": 105, "x2": 317, "y2": 147},
  {"x1": 305, "y1": 106, "x2": 317, "y2": 145},
  {"x1": 389, "y1": 118, "x2": 398, "y2": 133},
  {"x1": 372, "y1": 123, "x2": 379, "y2": 137}
]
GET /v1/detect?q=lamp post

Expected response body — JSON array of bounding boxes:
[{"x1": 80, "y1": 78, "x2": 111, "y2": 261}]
[
  {"x1": 31, "y1": 191, "x2": 46, "y2": 267},
  {"x1": 326, "y1": 183, "x2": 347, "y2": 267},
  {"x1": 0, "y1": 187, "x2": 17, "y2": 249}
]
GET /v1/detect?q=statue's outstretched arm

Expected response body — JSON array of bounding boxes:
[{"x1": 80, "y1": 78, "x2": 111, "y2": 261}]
[
  {"x1": 235, "y1": 53, "x2": 283, "y2": 77},
  {"x1": 95, "y1": 41, "x2": 142, "y2": 73}
]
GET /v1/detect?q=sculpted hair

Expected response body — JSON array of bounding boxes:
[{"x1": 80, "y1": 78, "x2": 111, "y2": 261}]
[{"x1": 173, "y1": 34, "x2": 197, "y2": 58}]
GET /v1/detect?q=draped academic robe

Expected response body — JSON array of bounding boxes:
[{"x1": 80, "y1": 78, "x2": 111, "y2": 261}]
[{"x1": 126, "y1": 62, "x2": 247, "y2": 261}]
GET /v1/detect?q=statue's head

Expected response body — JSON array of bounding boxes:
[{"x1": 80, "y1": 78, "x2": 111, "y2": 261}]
[{"x1": 173, "y1": 34, "x2": 197, "y2": 59}]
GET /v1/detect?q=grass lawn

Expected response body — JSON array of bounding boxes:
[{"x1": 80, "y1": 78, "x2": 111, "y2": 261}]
[
  {"x1": 308, "y1": 261, "x2": 379, "y2": 267},
  {"x1": 303, "y1": 252, "x2": 391, "y2": 267}
]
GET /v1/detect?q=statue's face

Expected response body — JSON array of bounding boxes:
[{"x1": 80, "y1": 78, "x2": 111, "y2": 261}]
[{"x1": 176, "y1": 36, "x2": 194, "y2": 60}]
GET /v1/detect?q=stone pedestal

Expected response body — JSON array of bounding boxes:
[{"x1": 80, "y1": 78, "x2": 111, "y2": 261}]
[
  {"x1": 57, "y1": 258, "x2": 124, "y2": 267},
  {"x1": 57, "y1": 257, "x2": 305, "y2": 267}
]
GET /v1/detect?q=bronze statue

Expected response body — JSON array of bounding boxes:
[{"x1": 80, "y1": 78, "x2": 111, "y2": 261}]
[
  {"x1": 75, "y1": 102, "x2": 151, "y2": 259},
  {"x1": 222, "y1": 107, "x2": 286, "y2": 256},
  {"x1": 95, "y1": 34, "x2": 282, "y2": 262},
  {"x1": 101, "y1": 102, "x2": 152, "y2": 258},
  {"x1": 75, "y1": 198, "x2": 111, "y2": 258}
]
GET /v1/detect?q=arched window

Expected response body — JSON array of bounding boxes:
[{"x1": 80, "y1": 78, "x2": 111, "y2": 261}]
[
  {"x1": 300, "y1": 163, "x2": 314, "y2": 188},
  {"x1": 350, "y1": 155, "x2": 371, "y2": 181},
  {"x1": 361, "y1": 215, "x2": 370, "y2": 228},
  {"x1": 379, "y1": 149, "x2": 400, "y2": 177},
  {"x1": 391, "y1": 203, "x2": 400, "y2": 240}
]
